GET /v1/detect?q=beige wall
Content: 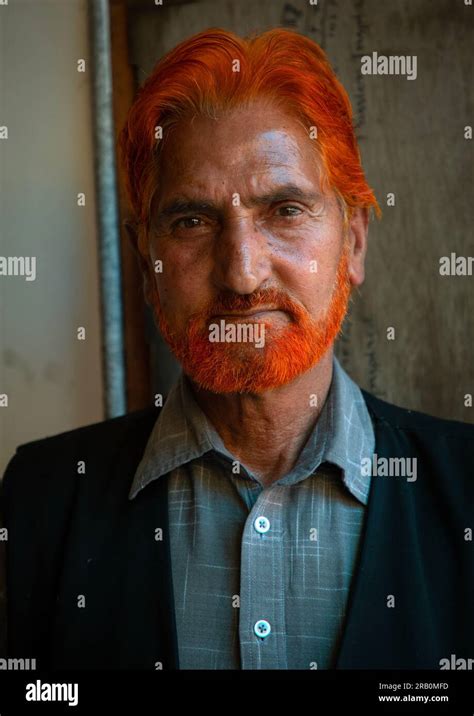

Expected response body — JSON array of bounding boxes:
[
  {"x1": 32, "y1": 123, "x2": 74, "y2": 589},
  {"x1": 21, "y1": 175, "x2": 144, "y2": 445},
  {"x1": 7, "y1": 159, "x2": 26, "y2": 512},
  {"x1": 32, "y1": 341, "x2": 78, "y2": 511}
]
[{"x1": 0, "y1": 0, "x2": 105, "y2": 475}]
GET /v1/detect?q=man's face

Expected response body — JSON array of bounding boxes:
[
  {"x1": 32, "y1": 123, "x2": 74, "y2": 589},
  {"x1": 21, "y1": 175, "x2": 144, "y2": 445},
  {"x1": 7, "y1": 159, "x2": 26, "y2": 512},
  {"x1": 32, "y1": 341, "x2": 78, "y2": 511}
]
[{"x1": 146, "y1": 100, "x2": 367, "y2": 394}]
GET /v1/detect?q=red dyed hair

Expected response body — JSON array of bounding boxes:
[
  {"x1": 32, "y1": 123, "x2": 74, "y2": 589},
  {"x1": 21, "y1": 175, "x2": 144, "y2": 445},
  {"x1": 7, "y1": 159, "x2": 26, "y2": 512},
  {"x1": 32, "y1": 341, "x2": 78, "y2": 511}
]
[{"x1": 118, "y1": 27, "x2": 380, "y2": 257}]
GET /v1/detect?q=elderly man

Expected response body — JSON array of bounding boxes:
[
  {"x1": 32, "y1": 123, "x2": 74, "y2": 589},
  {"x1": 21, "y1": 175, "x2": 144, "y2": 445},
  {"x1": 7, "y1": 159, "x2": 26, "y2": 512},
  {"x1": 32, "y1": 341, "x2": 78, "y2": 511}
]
[{"x1": 1, "y1": 28, "x2": 473, "y2": 671}]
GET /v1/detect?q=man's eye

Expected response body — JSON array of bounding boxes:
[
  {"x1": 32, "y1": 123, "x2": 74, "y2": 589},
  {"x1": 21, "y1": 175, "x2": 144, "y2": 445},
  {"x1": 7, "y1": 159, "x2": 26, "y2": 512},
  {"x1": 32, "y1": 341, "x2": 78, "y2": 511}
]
[
  {"x1": 174, "y1": 216, "x2": 203, "y2": 230},
  {"x1": 275, "y1": 205, "x2": 303, "y2": 218}
]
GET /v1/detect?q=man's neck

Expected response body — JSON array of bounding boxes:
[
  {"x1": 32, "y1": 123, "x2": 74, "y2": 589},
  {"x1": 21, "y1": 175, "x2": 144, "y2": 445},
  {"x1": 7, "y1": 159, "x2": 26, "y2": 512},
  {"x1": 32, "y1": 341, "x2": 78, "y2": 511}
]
[{"x1": 187, "y1": 350, "x2": 335, "y2": 487}]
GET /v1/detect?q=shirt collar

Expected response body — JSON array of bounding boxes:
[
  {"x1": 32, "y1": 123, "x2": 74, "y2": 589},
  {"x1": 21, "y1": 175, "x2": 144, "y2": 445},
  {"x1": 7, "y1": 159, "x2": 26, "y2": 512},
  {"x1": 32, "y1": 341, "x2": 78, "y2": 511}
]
[
  {"x1": 318, "y1": 356, "x2": 375, "y2": 504},
  {"x1": 128, "y1": 356, "x2": 374, "y2": 505}
]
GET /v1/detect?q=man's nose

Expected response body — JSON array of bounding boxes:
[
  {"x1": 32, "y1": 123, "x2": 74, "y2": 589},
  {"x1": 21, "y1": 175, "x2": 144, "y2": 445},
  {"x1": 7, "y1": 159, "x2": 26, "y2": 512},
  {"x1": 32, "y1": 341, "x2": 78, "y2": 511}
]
[{"x1": 211, "y1": 216, "x2": 272, "y2": 295}]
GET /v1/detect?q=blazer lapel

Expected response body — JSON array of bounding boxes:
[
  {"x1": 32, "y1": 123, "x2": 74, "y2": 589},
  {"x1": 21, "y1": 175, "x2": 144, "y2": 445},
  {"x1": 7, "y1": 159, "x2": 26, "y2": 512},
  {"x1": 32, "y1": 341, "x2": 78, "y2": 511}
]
[
  {"x1": 335, "y1": 392, "x2": 438, "y2": 668},
  {"x1": 51, "y1": 408, "x2": 180, "y2": 670}
]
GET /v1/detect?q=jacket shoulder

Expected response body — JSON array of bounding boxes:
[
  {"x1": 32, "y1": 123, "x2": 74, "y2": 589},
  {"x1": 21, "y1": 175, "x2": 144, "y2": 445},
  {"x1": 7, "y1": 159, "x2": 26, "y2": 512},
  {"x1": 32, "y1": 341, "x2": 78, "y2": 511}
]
[
  {"x1": 361, "y1": 389, "x2": 474, "y2": 507},
  {"x1": 361, "y1": 389, "x2": 474, "y2": 438},
  {"x1": 1, "y1": 406, "x2": 161, "y2": 494},
  {"x1": 13, "y1": 406, "x2": 158, "y2": 454}
]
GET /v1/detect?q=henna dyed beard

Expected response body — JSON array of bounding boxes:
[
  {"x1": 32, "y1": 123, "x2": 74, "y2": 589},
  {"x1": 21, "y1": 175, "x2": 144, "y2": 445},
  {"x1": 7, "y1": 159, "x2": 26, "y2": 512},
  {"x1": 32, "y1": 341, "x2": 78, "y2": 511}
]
[{"x1": 150, "y1": 245, "x2": 352, "y2": 394}]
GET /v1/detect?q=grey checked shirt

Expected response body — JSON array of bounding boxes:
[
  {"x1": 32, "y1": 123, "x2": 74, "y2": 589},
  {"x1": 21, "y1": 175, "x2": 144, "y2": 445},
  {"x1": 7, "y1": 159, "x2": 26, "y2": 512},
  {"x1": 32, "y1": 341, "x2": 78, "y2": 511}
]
[{"x1": 129, "y1": 356, "x2": 375, "y2": 670}]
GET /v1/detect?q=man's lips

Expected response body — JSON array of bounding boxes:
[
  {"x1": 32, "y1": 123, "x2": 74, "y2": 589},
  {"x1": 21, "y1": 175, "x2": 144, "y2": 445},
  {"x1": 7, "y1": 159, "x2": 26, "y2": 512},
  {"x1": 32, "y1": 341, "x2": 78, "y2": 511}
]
[{"x1": 211, "y1": 308, "x2": 281, "y2": 319}]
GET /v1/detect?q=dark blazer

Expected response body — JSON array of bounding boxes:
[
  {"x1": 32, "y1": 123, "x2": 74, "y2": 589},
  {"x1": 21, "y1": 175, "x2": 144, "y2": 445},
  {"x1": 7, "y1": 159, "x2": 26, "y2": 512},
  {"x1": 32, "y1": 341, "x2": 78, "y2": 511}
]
[{"x1": 1, "y1": 390, "x2": 473, "y2": 670}]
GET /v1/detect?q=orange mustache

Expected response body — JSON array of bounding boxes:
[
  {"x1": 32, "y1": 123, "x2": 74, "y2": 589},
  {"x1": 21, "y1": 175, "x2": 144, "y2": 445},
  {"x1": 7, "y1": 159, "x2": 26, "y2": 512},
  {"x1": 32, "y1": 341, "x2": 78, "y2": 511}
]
[{"x1": 152, "y1": 250, "x2": 352, "y2": 394}]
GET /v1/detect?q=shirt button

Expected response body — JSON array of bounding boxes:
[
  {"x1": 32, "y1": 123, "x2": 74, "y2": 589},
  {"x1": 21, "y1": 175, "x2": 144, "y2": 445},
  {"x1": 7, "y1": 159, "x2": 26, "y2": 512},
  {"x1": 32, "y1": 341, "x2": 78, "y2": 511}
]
[
  {"x1": 254, "y1": 619, "x2": 271, "y2": 639},
  {"x1": 254, "y1": 515, "x2": 270, "y2": 534}
]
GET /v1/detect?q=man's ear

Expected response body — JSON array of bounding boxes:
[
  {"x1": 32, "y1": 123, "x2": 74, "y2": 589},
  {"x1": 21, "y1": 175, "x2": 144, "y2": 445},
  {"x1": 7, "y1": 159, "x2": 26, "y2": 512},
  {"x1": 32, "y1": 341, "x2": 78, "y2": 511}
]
[
  {"x1": 123, "y1": 219, "x2": 153, "y2": 304},
  {"x1": 123, "y1": 219, "x2": 140, "y2": 256},
  {"x1": 347, "y1": 207, "x2": 369, "y2": 287}
]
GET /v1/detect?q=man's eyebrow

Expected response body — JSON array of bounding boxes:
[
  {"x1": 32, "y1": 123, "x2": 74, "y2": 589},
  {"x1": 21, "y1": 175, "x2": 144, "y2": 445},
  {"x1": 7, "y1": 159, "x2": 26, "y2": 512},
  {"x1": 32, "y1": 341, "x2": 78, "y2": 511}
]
[
  {"x1": 156, "y1": 199, "x2": 217, "y2": 221},
  {"x1": 155, "y1": 184, "x2": 321, "y2": 222},
  {"x1": 249, "y1": 185, "x2": 321, "y2": 207}
]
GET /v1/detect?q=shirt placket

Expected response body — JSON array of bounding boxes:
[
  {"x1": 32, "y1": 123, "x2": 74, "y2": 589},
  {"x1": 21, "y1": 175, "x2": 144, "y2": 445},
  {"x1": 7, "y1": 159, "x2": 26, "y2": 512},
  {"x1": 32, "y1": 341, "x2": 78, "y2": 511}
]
[{"x1": 238, "y1": 486, "x2": 288, "y2": 669}]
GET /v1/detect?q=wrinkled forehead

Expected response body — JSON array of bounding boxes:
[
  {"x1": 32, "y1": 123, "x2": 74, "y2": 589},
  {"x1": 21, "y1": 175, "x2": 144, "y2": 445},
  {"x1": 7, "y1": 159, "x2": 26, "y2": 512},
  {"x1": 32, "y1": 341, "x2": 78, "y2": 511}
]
[{"x1": 151, "y1": 102, "x2": 328, "y2": 211}]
